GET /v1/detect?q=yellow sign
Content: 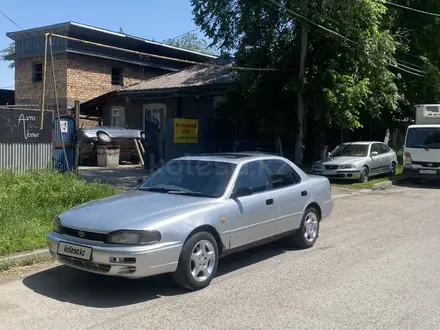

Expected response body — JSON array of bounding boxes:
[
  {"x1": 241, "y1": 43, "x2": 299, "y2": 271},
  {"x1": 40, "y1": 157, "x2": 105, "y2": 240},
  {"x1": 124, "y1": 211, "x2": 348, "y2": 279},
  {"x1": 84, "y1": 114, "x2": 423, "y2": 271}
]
[{"x1": 173, "y1": 118, "x2": 198, "y2": 144}]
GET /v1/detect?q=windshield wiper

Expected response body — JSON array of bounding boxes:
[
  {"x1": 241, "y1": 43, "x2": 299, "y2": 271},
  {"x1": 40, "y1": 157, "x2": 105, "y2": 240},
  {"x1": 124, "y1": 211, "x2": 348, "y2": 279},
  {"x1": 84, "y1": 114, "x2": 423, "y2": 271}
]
[
  {"x1": 170, "y1": 191, "x2": 216, "y2": 198},
  {"x1": 140, "y1": 187, "x2": 183, "y2": 193}
]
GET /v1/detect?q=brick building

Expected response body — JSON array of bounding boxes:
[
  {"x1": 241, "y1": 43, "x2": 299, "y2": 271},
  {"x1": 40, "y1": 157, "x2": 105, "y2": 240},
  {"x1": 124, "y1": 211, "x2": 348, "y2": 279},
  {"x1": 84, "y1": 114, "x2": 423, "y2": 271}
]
[{"x1": 6, "y1": 22, "x2": 216, "y2": 111}]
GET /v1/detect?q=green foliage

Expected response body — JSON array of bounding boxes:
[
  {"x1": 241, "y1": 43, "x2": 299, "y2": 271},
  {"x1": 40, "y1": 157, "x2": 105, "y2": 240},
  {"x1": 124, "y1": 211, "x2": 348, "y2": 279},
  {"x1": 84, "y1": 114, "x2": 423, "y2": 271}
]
[
  {"x1": 0, "y1": 170, "x2": 118, "y2": 255},
  {"x1": 0, "y1": 42, "x2": 14, "y2": 69},
  {"x1": 191, "y1": 0, "x2": 400, "y2": 144},
  {"x1": 163, "y1": 33, "x2": 216, "y2": 55}
]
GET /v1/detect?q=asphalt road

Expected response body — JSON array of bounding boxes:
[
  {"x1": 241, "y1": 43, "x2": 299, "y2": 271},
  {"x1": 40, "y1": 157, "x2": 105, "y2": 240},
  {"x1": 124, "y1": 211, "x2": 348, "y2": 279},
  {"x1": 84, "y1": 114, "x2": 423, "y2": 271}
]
[{"x1": 1, "y1": 183, "x2": 440, "y2": 330}]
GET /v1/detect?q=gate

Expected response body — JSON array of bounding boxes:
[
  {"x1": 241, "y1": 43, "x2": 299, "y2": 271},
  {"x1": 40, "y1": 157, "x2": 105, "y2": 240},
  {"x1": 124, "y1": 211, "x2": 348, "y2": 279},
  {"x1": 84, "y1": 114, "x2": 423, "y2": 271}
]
[{"x1": 54, "y1": 116, "x2": 76, "y2": 172}]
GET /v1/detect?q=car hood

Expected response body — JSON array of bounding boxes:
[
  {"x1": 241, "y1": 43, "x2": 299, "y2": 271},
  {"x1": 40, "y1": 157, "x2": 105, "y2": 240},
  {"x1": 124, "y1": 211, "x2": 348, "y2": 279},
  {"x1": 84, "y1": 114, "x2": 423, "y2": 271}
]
[
  {"x1": 318, "y1": 156, "x2": 365, "y2": 165},
  {"x1": 58, "y1": 190, "x2": 217, "y2": 232}
]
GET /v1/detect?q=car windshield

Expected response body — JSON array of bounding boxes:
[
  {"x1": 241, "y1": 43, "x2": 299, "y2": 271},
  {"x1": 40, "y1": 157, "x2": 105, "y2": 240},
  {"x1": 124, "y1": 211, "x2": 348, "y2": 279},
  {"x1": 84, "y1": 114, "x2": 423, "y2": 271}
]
[
  {"x1": 330, "y1": 144, "x2": 369, "y2": 157},
  {"x1": 406, "y1": 127, "x2": 440, "y2": 149},
  {"x1": 139, "y1": 160, "x2": 236, "y2": 198}
]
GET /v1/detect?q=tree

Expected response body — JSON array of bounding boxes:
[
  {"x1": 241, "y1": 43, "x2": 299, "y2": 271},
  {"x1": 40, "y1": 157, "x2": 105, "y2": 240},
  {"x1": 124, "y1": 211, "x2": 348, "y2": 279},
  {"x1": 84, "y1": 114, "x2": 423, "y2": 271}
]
[
  {"x1": 384, "y1": 0, "x2": 440, "y2": 118},
  {"x1": 191, "y1": 0, "x2": 399, "y2": 163},
  {"x1": 163, "y1": 32, "x2": 216, "y2": 55},
  {"x1": 0, "y1": 42, "x2": 15, "y2": 69}
]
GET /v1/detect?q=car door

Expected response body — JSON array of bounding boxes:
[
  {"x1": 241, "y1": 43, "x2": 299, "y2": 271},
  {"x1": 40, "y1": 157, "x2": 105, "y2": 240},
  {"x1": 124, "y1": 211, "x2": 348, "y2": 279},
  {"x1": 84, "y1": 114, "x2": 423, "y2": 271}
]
[
  {"x1": 263, "y1": 159, "x2": 307, "y2": 234},
  {"x1": 229, "y1": 160, "x2": 277, "y2": 249},
  {"x1": 370, "y1": 143, "x2": 383, "y2": 176},
  {"x1": 378, "y1": 143, "x2": 393, "y2": 173}
]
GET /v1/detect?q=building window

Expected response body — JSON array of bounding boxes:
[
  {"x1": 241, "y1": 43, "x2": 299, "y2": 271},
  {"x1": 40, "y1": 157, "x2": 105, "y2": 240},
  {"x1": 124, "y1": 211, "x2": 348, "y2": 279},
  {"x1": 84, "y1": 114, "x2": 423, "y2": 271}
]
[
  {"x1": 33, "y1": 62, "x2": 43, "y2": 82},
  {"x1": 111, "y1": 67, "x2": 123, "y2": 86}
]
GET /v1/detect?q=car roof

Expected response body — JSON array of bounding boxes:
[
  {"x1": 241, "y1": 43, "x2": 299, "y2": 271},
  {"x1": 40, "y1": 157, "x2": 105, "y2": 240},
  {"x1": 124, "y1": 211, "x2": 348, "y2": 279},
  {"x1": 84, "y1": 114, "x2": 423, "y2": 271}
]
[
  {"x1": 174, "y1": 152, "x2": 284, "y2": 164},
  {"x1": 340, "y1": 141, "x2": 382, "y2": 145}
]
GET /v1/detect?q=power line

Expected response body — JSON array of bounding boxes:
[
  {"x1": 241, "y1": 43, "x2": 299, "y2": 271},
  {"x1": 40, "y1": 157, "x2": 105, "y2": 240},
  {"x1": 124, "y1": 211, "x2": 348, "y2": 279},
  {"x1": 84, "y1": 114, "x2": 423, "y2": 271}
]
[
  {"x1": 48, "y1": 33, "x2": 290, "y2": 72},
  {"x1": 262, "y1": 0, "x2": 357, "y2": 45},
  {"x1": 390, "y1": 63, "x2": 424, "y2": 77},
  {"x1": 170, "y1": 27, "x2": 200, "y2": 40},
  {"x1": 263, "y1": 0, "x2": 426, "y2": 77},
  {"x1": 384, "y1": 1, "x2": 440, "y2": 18},
  {"x1": 0, "y1": 10, "x2": 24, "y2": 30}
]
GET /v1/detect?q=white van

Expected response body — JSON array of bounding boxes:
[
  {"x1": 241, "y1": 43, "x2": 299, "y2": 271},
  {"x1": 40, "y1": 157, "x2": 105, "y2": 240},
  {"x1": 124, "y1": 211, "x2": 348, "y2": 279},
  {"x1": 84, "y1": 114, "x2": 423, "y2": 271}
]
[{"x1": 403, "y1": 104, "x2": 440, "y2": 181}]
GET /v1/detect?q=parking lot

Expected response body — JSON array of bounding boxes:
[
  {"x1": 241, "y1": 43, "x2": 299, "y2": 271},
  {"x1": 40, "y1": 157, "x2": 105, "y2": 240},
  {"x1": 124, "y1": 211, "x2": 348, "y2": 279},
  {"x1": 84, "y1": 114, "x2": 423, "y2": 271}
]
[{"x1": 1, "y1": 182, "x2": 439, "y2": 330}]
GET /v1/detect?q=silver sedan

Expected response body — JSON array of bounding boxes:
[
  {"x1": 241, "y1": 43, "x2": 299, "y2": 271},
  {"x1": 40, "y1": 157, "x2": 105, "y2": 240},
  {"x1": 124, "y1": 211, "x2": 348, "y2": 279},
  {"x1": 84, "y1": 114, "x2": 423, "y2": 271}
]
[
  {"x1": 47, "y1": 153, "x2": 333, "y2": 291},
  {"x1": 313, "y1": 141, "x2": 398, "y2": 182}
]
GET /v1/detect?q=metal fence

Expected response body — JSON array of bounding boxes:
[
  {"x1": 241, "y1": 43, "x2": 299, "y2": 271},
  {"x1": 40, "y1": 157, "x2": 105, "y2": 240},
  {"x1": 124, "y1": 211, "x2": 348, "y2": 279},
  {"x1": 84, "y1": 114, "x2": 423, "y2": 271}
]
[
  {"x1": 0, "y1": 143, "x2": 53, "y2": 173},
  {"x1": 0, "y1": 108, "x2": 54, "y2": 173}
]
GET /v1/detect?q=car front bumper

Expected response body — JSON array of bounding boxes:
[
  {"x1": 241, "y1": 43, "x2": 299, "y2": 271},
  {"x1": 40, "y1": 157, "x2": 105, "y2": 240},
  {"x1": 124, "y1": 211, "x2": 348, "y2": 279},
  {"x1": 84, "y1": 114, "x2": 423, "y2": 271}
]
[
  {"x1": 47, "y1": 231, "x2": 182, "y2": 279},
  {"x1": 403, "y1": 167, "x2": 440, "y2": 180},
  {"x1": 313, "y1": 169, "x2": 361, "y2": 180}
]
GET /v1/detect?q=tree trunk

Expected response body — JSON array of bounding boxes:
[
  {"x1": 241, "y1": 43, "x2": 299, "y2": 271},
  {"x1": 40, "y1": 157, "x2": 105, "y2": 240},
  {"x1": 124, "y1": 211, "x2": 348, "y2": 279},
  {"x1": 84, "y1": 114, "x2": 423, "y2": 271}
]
[{"x1": 294, "y1": 2, "x2": 309, "y2": 164}]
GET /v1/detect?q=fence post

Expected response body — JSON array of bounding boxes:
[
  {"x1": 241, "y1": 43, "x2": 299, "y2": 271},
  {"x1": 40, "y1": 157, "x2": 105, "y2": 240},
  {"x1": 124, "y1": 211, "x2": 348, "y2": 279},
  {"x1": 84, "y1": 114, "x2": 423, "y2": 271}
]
[{"x1": 74, "y1": 100, "x2": 80, "y2": 177}]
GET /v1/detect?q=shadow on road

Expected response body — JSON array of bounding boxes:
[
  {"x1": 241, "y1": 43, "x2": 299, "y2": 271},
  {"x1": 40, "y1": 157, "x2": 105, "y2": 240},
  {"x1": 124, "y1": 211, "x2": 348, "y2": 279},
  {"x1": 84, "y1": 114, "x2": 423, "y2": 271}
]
[
  {"x1": 392, "y1": 178, "x2": 440, "y2": 190},
  {"x1": 22, "y1": 241, "x2": 291, "y2": 308}
]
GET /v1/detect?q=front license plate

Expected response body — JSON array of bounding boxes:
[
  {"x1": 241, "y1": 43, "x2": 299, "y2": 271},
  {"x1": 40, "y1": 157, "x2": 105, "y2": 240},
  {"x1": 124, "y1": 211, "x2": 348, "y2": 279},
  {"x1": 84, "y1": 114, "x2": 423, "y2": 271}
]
[
  {"x1": 57, "y1": 241, "x2": 92, "y2": 260},
  {"x1": 420, "y1": 169, "x2": 437, "y2": 175}
]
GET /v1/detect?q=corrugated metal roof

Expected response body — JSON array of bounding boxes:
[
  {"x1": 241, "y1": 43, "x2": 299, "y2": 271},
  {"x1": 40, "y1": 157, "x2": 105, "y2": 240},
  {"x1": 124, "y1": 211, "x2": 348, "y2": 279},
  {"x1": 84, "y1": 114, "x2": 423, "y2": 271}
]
[
  {"x1": 120, "y1": 58, "x2": 236, "y2": 93},
  {"x1": 6, "y1": 21, "x2": 217, "y2": 60}
]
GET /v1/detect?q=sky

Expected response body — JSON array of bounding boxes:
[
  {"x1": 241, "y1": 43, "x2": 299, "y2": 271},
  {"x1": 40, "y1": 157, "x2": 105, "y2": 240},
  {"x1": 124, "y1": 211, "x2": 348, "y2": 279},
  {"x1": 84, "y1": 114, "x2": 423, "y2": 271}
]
[{"x1": 0, "y1": 0, "x2": 210, "y2": 89}]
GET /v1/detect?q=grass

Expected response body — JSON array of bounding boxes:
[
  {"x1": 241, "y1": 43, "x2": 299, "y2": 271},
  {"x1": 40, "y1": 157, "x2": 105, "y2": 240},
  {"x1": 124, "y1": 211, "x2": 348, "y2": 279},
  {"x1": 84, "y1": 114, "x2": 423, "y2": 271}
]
[
  {"x1": 0, "y1": 170, "x2": 118, "y2": 256},
  {"x1": 331, "y1": 164, "x2": 404, "y2": 189}
]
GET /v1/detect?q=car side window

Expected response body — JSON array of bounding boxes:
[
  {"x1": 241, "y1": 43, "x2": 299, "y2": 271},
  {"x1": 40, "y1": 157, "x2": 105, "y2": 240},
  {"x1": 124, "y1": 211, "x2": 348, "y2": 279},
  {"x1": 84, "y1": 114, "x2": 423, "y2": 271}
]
[
  {"x1": 371, "y1": 144, "x2": 380, "y2": 155},
  {"x1": 234, "y1": 161, "x2": 270, "y2": 193},
  {"x1": 263, "y1": 159, "x2": 301, "y2": 189},
  {"x1": 379, "y1": 143, "x2": 391, "y2": 154}
]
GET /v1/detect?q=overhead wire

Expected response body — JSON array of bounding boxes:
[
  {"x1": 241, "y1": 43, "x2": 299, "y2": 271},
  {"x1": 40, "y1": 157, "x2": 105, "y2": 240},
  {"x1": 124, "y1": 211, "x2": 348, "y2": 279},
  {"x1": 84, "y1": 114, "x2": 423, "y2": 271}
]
[
  {"x1": 47, "y1": 33, "x2": 288, "y2": 72},
  {"x1": 0, "y1": 10, "x2": 25, "y2": 31},
  {"x1": 169, "y1": 27, "x2": 201, "y2": 40},
  {"x1": 383, "y1": 1, "x2": 440, "y2": 18},
  {"x1": 261, "y1": 0, "x2": 425, "y2": 77},
  {"x1": 261, "y1": 0, "x2": 357, "y2": 45}
]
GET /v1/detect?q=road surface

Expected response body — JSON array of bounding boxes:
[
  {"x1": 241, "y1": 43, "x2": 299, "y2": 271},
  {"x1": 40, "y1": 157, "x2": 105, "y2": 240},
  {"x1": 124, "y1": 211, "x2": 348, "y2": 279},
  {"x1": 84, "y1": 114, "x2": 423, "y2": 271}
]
[{"x1": 1, "y1": 183, "x2": 439, "y2": 330}]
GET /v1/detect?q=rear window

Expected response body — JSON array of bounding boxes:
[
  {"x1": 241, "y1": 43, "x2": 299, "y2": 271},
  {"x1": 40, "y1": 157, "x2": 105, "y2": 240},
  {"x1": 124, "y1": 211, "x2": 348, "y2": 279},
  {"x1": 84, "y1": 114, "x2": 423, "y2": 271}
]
[{"x1": 406, "y1": 127, "x2": 440, "y2": 149}]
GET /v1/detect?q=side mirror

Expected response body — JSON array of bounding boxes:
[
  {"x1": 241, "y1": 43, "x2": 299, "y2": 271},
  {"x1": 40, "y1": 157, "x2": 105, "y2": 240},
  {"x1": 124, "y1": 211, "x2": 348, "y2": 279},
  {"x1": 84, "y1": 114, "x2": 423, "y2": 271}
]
[
  {"x1": 232, "y1": 186, "x2": 253, "y2": 198},
  {"x1": 370, "y1": 151, "x2": 378, "y2": 157},
  {"x1": 136, "y1": 178, "x2": 145, "y2": 186}
]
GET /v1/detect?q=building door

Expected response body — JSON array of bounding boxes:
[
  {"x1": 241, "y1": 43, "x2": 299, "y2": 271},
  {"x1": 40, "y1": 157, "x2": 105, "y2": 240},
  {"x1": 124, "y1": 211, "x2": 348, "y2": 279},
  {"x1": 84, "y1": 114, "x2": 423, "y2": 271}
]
[
  {"x1": 143, "y1": 103, "x2": 167, "y2": 161},
  {"x1": 110, "y1": 106, "x2": 126, "y2": 127}
]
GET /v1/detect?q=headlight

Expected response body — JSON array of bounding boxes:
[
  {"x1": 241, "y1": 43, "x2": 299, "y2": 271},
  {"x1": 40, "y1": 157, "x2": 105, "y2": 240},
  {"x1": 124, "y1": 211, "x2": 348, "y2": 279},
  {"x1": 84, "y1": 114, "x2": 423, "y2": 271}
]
[
  {"x1": 314, "y1": 163, "x2": 323, "y2": 169},
  {"x1": 106, "y1": 230, "x2": 161, "y2": 245},
  {"x1": 52, "y1": 217, "x2": 63, "y2": 233},
  {"x1": 340, "y1": 164, "x2": 356, "y2": 169}
]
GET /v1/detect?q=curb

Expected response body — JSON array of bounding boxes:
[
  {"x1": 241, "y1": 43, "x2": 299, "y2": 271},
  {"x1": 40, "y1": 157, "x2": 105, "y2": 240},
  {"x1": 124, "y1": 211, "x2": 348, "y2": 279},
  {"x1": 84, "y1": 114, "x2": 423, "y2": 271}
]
[
  {"x1": 371, "y1": 181, "x2": 393, "y2": 190},
  {"x1": 0, "y1": 248, "x2": 52, "y2": 272},
  {"x1": 371, "y1": 177, "x2": 405, "y2": 191}
]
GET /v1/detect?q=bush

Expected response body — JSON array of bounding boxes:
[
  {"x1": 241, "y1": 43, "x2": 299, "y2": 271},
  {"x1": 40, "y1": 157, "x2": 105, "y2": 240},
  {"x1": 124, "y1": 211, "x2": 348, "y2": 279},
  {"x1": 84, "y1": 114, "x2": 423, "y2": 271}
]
[{"x1": 0, "y1": 170, "x2": 118, "y2": 256}]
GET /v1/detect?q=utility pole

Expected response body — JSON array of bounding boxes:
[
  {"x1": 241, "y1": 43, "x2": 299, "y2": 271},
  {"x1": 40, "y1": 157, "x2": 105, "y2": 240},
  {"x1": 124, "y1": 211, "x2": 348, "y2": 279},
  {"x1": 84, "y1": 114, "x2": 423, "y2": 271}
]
[
  {"x1": 294, "y1": 0, "x2": 310, "y2": 165},
  {"x1": 74, "y1": 100, "x2": 80, "y2": 176}
]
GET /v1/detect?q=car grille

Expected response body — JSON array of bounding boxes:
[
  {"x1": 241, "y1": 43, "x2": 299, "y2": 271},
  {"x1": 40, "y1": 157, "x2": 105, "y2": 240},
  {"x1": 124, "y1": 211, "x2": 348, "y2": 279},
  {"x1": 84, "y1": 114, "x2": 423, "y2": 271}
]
[
  {"x1": 62, "y1": 226, "x2": 107, "y2": 242},
  {"x1": 325, "y1": 165, "x2": 339, "y2": 170},
  {"x1": 59, "y1": 256, "x2": 111, "y2": 273},
  {"x1": 412, "y1": 161, "x2": 440, "y2": 168}
]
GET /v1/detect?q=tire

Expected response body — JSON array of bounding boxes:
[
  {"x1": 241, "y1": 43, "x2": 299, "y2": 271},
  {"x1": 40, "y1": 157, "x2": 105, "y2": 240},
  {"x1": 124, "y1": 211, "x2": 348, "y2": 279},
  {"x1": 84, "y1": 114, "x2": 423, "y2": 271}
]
[
  {"x1": 292, "y1": 207, "x2": 320, "y2": 249},
  {"x1": 172, "y1": 232, "x2": 219, "y2": 291},
  {"x1": 359, "y1": 166, "x2": 369, "y2": 183},
  {"x1": 389, "y1": 162, "x2": 397, "y2": 176}
]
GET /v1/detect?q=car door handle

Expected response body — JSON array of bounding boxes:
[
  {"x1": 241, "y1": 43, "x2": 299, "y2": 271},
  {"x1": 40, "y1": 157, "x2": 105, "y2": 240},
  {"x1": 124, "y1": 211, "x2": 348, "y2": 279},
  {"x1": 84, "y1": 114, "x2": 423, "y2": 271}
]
[
  {"x1": 301, "y1": 191, "x2": 308, "y2": 197},
  {"x1": 266, "y1": 199, "x2": 274, "y2": 205}
]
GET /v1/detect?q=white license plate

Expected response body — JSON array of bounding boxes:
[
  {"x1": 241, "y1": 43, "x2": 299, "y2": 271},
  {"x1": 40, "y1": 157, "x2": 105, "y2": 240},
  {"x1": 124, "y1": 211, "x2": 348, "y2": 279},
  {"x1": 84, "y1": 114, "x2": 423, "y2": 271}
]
[
  {"x1": 420, "y1": 169, "x2": 437, "y2": 175},
  {"x1": 57, "y1": 242, "x2": 92, "y2": 260}
]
